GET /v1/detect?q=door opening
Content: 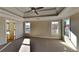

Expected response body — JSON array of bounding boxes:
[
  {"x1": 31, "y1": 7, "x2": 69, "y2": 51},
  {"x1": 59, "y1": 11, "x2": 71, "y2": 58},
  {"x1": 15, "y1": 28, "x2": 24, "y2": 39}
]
[{"x1": 6, "y1": 20, "x2": 16, "y2": 43}]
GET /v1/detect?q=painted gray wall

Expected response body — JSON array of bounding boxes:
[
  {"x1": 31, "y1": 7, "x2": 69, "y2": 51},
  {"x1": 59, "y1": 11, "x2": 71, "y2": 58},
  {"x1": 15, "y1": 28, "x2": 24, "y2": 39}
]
[
  {"x1": 30, "y1": 21, "x2": 61, "y2": 39},
  {"x1": 0, "y1": 17, "x2": 6, "y2": 45},
  {"x1": 0, "y1": 17, "x2": 24, "y2": 45},
  {"x1": 71, "y1": 13, "x2": 79, "y2": 50},
  {"x1": 15, "y1": 21, "x2": 23, "y2": 39}
]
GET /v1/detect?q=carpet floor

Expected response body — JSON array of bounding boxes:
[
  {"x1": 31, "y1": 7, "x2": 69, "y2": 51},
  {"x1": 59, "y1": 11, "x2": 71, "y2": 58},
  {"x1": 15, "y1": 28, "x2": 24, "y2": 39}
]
[
  {"x1": 0, "y1": 37, "x2": 76, "y2": 52},
  {"x1": 30, "y1": 37, "x2": 76, "y2": 52}
]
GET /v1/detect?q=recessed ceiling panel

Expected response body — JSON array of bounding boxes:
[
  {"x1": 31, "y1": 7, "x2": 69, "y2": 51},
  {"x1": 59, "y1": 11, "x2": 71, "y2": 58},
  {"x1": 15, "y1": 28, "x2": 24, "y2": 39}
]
[{"x1": 0, "y1": 7, "x2": 64, "y2": 18}]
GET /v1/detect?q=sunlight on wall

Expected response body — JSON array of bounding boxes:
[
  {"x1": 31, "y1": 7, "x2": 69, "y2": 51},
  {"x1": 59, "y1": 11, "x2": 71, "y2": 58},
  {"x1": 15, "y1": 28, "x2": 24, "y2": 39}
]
[
  {"x1": 70, "y1": 31, "x2": 77, "y2": 48},
  {"x1": 64, "y1": 35, "x2": 77, "y2": 51},
  {"x1": 63, "y1": 18, "x2": 77, "y2": 51}
]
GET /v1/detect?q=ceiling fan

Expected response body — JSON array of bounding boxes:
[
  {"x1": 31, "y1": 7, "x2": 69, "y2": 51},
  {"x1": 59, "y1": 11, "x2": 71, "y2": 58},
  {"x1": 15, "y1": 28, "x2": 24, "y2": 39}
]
[{"x1": 25, "y1": 7, "x2": 44, "y2": 15}]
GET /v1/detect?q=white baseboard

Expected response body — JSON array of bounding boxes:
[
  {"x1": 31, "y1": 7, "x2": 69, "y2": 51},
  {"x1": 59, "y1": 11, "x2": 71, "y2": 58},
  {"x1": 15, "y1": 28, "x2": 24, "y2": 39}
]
[{"x1": 31, "y1": 35, "x2": 61, "y2": 39}]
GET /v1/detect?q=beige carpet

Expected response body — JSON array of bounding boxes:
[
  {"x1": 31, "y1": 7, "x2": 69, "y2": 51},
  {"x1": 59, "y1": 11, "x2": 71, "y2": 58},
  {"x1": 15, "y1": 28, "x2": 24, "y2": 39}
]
[
  {"x1": 30, "y1": 37, "x2": 76, "y2": 52},
  {"x1": 1, "y1": 37, "x2": 24, "y2": 52},
  {"x1": 0, "y1": 44, "x2": 6, "y2": 49},
  {"x1": 0, "y1": 37, "x2": 76, "y2": 52}
]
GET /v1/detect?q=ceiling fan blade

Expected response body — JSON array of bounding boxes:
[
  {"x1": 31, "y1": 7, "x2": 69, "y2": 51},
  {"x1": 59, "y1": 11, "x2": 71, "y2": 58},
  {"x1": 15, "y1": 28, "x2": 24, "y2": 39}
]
[
  {"x1": 25, "y1": 7, "x2": 41, "y2": 15},
  {"x1": 31, "y1": 7, "x2": 35, "y2": 10},
  {"x1": 36, "y1": 7, "x2": 44, "y2": 9},
  {"x1": 38, "y1": 8, "x2": 56, "y2": 11},
  {"x1": 34, "y1": 10, "x2": 39, "y2": 15},
  {"x1": 31, "y1": 7, "x2": 39, "y2": 15}
]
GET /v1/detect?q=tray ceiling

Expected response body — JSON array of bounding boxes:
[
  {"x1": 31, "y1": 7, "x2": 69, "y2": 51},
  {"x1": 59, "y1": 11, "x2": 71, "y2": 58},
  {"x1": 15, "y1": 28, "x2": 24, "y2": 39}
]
[{"x1": 0, "y1": 7, "x2": 64, "y2": 18}]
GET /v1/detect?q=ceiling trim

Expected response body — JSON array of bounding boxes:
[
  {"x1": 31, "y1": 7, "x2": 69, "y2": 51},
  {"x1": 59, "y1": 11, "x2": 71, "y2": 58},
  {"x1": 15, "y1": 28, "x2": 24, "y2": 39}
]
[
  {"x1": 15, "y1": 7, "x2": 25, "y2": 13},
  {"x1": 38, "y1": 8, "x2": 56, "y2": 11},
  {"x1": 56, "y1": 7, "x2": 65, "y2": 15},
  {"x1": 0, "y1": 7, "x2": 65, "y2": 19},
  {"x1": 0, "y1": 8, "x2": 23, "y2": 17},
  {"x1": 24, "y1": 7, "x2": 79, "y2": 21},
  {"x1": 24, "y1": 14, "x2": 57, "y2": 18},
  {"x1": 24, "y1": 7, "x2": 65, "y2": 18},
  {"x1": 24, "y1": 7, "x2": 56, "y2": 14},
  {"x1": 0, "y1": 8, "x2": 24, "y2": 22}
]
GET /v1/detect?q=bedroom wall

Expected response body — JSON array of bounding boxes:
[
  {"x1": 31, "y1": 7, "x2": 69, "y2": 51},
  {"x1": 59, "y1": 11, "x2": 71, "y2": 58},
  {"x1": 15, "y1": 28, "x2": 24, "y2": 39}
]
[
  {"x1": 15, "y1": 21, "x2": 23, "y2": 39},
  {"x1": 0, "y1": 17, "x2": 6, "y2": 45},
  {"x1": 70, "y1": 12, "x2": 79, "y2": 50},
  {"x1": 0, "y1": 17, "x2": 23, "y2": 45},
  {"x1": 30, "y1": 21, "x2": 61, "y2": 39}
]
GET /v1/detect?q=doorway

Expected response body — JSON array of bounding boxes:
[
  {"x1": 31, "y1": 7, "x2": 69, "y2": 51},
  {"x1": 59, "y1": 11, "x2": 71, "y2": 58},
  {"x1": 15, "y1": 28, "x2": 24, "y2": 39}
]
[{"x1": 6, "y1": 20, "x2": 16, "y2": 43}]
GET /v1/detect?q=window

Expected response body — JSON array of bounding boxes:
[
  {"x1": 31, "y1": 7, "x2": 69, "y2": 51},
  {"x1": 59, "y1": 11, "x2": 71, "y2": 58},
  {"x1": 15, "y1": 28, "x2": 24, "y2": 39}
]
[
  {"x1": 51, "y1": 21, "x2": 59, "y2": 35},
  {"x1": 25, "y1": 22, "x2": 30, "y2": 33},
  {"x1": 64, "y1": 18, "x2": 70, "y2": 37}
]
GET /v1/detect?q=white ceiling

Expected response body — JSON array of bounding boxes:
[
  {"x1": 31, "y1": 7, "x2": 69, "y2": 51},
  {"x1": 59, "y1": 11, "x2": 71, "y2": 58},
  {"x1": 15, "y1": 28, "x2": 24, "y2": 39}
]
[
  {"x1": 25, "y1": 7, "x2": 79, "y2": 21},
  {"x1": 15, "y1": 7, "x2": 31, "y2": 13},
  {"x1": 0, "y1": 7, "x2": 79, "y2": 21},
  {"x1": 0, "y1": 7, "x2": 64, "y2": 18},
  {"x1": 0, "y1": 7, "x2": 24, "y2": 17}
]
